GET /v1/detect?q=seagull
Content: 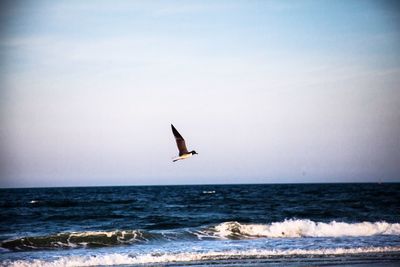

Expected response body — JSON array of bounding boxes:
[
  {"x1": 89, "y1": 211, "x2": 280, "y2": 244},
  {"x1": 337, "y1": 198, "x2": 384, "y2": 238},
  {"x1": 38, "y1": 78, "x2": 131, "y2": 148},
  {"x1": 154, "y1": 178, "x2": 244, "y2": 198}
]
[{"x1": 171, "y1": 124, "x2": 198, "y2": 162}]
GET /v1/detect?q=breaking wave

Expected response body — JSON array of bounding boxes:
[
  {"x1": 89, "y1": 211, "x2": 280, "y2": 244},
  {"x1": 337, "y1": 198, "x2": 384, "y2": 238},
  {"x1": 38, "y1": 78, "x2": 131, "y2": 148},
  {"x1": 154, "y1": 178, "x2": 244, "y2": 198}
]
[
  {"x1": 2, "y1": 220, "x2": 400, "y2": 251},
  {"x1": 206, "y1": 219, "x2": 400, "y2": 238},
  {"x1": 1, "y1": 230, "x2": 153, "y2": 250},
  {"x1": 3, "y1": 246, "x2": 400, "y2": 267}
]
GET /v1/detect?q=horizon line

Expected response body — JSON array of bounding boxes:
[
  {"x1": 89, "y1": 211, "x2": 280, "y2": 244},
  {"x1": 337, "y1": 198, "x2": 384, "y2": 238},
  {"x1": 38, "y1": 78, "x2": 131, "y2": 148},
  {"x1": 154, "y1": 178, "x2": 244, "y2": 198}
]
[{"x1": 1, "y1": 181, "x2": 398, "y2": 190}]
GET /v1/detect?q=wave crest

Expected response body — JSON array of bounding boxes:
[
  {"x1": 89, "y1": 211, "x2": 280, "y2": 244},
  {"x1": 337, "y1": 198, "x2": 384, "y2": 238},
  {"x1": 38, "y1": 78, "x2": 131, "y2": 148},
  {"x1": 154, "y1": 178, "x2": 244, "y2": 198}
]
[
  {"x1": 1, "y1": 230, "x2": 151, "y2": 250},
  {"x1": 208, "y1": 219, "x2": 400, "y2": 238}
]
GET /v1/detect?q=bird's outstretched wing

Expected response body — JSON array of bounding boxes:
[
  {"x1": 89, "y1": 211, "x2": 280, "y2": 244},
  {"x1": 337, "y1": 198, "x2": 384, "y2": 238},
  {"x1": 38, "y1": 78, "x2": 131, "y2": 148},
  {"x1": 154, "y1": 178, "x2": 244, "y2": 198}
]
[{"x1": 171, "y1": 124, "x2": 189, "y2": 156}]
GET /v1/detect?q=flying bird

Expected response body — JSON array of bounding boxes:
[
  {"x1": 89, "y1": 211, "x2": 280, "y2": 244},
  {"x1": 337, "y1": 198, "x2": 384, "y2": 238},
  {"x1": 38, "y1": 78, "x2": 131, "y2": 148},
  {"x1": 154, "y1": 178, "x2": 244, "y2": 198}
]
[{"x1": 171, "y1": 124, "x2": 198, "y2": 162}]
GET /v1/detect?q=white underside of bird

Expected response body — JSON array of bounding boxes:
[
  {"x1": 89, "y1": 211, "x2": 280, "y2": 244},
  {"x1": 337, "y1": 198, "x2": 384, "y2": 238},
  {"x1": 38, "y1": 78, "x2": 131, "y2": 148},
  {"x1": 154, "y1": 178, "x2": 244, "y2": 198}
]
[{"x1": 172, "y1": 154, "x2": 193, "y2": 162}]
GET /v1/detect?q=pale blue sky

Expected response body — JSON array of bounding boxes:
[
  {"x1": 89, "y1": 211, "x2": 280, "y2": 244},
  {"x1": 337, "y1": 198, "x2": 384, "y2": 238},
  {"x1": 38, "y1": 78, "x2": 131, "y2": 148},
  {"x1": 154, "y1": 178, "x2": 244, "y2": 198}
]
[{"x1": 1, "y1": 0, "x2": 399, "y2": 187}]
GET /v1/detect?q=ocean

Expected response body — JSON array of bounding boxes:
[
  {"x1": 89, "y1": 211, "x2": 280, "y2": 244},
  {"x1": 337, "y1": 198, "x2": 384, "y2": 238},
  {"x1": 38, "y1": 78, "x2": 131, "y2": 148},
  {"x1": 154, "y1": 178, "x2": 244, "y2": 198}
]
[{"x1": 0, "y1": 183, "x2": 399, "y2": 266}]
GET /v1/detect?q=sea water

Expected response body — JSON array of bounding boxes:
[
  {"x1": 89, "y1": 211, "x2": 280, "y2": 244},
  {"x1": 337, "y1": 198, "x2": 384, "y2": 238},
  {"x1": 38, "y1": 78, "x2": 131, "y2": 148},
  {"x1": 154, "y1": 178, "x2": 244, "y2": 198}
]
[{"x1": 0, "y1": 183, "x2": 399, "y2": 266}]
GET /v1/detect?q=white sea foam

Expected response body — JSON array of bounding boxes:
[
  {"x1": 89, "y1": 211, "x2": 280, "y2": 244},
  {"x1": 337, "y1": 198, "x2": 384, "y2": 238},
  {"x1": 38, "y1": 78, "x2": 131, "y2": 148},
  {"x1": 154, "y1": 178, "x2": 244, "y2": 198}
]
[
  {"x1": 1, "y1": 230, "x2": 148, "y2": 250},
  {"x1": 3, "y1": 246, "x2": 400, "y2": 267},
  {"x1": 210, "y1": 219, "x2": 400, "y2": 238},
  {"x1": 67, "y1": 230, "x2": 142, "y2": 239}
]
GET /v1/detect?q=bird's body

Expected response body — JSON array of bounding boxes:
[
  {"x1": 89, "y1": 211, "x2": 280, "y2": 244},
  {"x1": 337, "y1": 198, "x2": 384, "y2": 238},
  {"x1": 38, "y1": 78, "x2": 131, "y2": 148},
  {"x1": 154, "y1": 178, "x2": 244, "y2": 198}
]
[{"x1": 171, "y1": 124, "x2": 198, "y2": 162}]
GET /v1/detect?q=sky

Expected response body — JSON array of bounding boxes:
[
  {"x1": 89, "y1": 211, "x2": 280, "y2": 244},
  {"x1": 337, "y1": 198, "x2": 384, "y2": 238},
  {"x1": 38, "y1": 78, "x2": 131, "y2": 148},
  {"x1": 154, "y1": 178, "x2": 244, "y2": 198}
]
[{"x1": 0, "y1": 0, "x2": 399, "y2": 188}]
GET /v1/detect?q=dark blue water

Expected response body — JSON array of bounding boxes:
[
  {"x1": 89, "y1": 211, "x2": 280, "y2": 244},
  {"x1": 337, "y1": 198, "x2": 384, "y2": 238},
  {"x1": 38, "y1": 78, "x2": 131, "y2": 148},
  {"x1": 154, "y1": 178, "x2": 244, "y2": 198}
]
[{"x1": 1, "y1": 183, "x2": 399, "y2": 266}]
